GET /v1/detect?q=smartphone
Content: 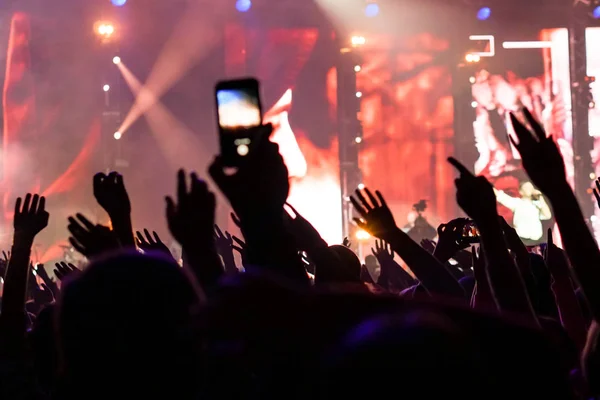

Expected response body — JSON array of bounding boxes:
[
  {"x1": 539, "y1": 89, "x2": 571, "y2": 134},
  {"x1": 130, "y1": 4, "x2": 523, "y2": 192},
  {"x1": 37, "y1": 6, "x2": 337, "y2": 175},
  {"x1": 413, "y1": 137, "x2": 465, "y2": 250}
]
[
  {"x1": 462, "y1": 220, "x2": 481, "y2": 243},
  {"x1": 215, "y1": 78, "x2": 263, "y2": 166}
]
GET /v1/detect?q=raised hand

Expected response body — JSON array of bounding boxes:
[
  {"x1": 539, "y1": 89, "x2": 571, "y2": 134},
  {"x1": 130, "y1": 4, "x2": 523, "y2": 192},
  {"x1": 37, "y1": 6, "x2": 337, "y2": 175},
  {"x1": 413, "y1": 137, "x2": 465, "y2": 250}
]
[
  {"x1": 68, "y1": 213, "x2": 120, "y2": 258},
  {"x1": 372, "y1": 239, "x2": 394, "y2": 263},
  {"x1": 14, "y1": 194, "x2": 49, "y2": 241},
  {"x1": 351, "y1": 187, "x2": 397, "y2": 240},
  {"x1": 231, "y1": 235, "x2": 247, "y2": 262},
  {"x1": 53, "y1": 262, "x2": 81, "y2": 282},
  {"x1": 209, "y1": 124, "x2": 289, "y2": 220},
  {"x1": 166, "y1": 169, "x2": 222, "y2": 289},
  {"x1": 136, "y1": 229, "x2": 172, "y2": 257},
  {"x1": 214, "y1": 225, "x2": 238, "y2": 274},
  {"x1": 509, "y1": 109, "x2": 567, "y2": 194},
  {"x1": 34, "y1": 264, "x2": 60, "y2": 299},
  {"x1": 93, "y1": 172, "x2": 131, "y2": 216},
  {"x1": 342, "y1": 237, "x2": 351, "y2": 248},
  {"x1": 166, "y1": 170, "x2": 215, "y2": 248},
  {"x1": 447, "y1": 158, "x2": 497, "y2": 221}
]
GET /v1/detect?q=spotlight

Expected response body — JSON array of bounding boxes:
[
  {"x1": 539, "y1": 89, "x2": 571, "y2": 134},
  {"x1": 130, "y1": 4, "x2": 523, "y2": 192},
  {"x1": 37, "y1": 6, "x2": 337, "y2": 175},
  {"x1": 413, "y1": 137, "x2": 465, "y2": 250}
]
[
  {"x1": 113, "y1": 131, "x2": 122, "y2": 140},
  {"x1": 594, "y1": 6, "x2": 600, "y2": 19},
  {"x1": 356, "y1": 91, "x2": 363, "y2": 98},
  {"x1": 111, "y1": 0, "x2": 127, "y2": 6},
  {"x1": 354, "y1": 137, "x2": 363, "y2": 144},
  {"x1": 351, "y1": 36, "x2": 366, "y2": 46},
  {"x1": 236, "y1": 0, "x2": 252, "y2": 12},
  {"x1": 465, "y1": 54, "x2": 480, "y2": 63},
  {"x1": 355, "y1": 229, "x2": 371, "y2": 241},
  {"x1": 95, "y1": 22, "x2": 115, "y2": 39},
  {"x1": 471, "y1": 101, "x2": 478, "y2": 108},
  {"x1": 113, "y1": 56, "x2": 121, "y2": 65},
  {"x1": 103, "y1": 84, "x2": 110, "y2": 92},
  {"x1": 592, "y1": 215, "x2": 598, "y2": 222},
  {"x1": 477, "y1": 7, "x2": 491, "y2": 21},
  {"x1": 590, "y1": 172, "x2": 596, "y2": 180},
  {"x1": 469, "y1": 76, "x2": 476, "y2": 84},
  {"x1": 365, "y1": 2, "x2": 379, "y2": 17},
  {"x1": 354, "y1": 65, "x2": 362, "y2": 72},
  {"x1": 358, "y1": 183, "x2": 365, "y2": 190}
]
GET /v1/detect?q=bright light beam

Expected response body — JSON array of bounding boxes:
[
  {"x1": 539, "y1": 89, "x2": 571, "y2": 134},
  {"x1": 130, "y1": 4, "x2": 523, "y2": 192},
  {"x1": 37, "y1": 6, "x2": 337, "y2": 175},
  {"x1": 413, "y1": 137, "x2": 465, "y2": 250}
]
[
  {"x1": 118, "y1": 1, "x2": 225, "y2": 134},
  {"x1": 116, "y1": 62, "x2": 210, "y2": 172}
]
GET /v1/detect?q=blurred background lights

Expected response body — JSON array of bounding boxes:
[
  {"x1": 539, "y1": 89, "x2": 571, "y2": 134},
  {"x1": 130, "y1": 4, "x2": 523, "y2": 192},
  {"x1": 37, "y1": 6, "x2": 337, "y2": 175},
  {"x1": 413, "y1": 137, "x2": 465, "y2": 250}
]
[
  {"x1": 477, "y1": 7, "x2": 491, "y2": 20},
  {"x1": 111, "y1": 0, "x2": 127, "y2": 6},
  {"x1": 236, "y1": 0, "x2": 252, "y2": 12},
  {"x1": 594, "y1": 6, "x2": 600, "y2": 19},
  {"x1": 365, "y1": 3, "x2": 380, "y2": 17}
]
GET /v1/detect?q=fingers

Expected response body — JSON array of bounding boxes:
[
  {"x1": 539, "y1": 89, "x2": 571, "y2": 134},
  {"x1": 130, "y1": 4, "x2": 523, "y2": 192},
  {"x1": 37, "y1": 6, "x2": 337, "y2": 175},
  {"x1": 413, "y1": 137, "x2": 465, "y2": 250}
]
[
  {"x1": 231, "y1": 212, "x2": 242, "y2": 228},
  {"x1": 232, "y1": 236, "x2": 246, "y2": 248},
  {"x1": 364, "y1": 188, "x2": 379, "y2": 208},
  {"x1": 214, "y1": 224, "x2": 224, "y2": 238},
  {"x1": 375, "y1": 190, "x2": 388, "y2": 208},
  {"x1": 165, "y1": 196, "x2": 176, "y2": 223},
  {"x1": 22, "y1": 193, "x2": 32, "y2": 214},
  {"x1": 177, "y1": 169, "x2": 187, "y2": 205},
  {"x1": 76, "y1": 214, "x2": 95, "y2": 231},
  {"x1": 30, "y1": 194, "x2": 39, "y2": 214},
  {"x1": 136, "y1": 231, "x2": 146, "y2": 244},
  {"x1": 522, "y1": 107, "x2": 546, "y2": 141},
  {"x1": 548, "y1": 228, "x2": 553, "y2": 247},
  {"x1": 14, "y1": 197, "x2": 22, "y2": 215},
  {"x1": 355, "y1": 189, "x2": 373, "y2": 211},
  {"x1": 509, "y1": 112, "x2": 535, "y2": 148},
  {"x1": 68, "y1": 237, "x2": 87, "y2": 256},
  {"x1": 38, "y1": 196, "x2": 46, "y2": 213},
  {"x1": 350, "y1": 197, "x2": 368, "y2": 218},
  {"x1": 447, "y1": 157, "x2": 474, "y2": 177},
  {"x1": 143, "y1": 228, "x2": 154, "y2": 244}
]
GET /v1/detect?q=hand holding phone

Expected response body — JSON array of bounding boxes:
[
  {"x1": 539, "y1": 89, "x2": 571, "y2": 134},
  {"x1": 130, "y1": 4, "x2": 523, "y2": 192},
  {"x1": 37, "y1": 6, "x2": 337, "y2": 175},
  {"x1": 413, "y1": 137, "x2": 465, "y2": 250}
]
[
  {"x1": 462, "y1": 220, "x2": 481, "y2": 244},
  {"x1": 215, "y1": 78, "x2": 263, "y2": 166}
]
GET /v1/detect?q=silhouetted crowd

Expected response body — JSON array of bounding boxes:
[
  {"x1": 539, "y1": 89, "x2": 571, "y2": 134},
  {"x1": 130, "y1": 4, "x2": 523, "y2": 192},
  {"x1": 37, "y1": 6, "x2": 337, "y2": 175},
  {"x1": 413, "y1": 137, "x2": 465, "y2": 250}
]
[{"x1": 1, "y1": 108, "x2": 599, "y2": 399}]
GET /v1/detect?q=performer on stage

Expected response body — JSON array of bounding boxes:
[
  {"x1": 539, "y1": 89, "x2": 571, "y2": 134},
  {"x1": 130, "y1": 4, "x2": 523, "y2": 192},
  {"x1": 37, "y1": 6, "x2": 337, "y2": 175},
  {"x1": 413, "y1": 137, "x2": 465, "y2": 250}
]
[{"x1": 494, "y1": 181, "x2": 551, "y2": 243}]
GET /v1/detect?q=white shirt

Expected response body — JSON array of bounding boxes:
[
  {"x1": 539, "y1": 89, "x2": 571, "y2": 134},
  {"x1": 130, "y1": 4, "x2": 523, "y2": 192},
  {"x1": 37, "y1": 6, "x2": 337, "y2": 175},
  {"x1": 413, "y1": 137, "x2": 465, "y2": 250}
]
[{"x1": 496, "y1": 191, "x2": 550, "y2": 241}]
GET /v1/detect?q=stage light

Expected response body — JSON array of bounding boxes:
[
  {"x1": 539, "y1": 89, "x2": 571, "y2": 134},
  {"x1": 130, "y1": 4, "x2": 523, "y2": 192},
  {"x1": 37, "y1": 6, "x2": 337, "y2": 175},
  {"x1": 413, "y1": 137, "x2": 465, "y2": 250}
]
[
  {"x1": 477, "y1": 7, "x2": 491, "y2": 21},
  {"x1": 113, "y1": 56, "x2": 121, "y2": 65},
  {"x1": 236, "y1": 0, "x2": 252, "y2": 12},
  {"x1": 590, "y1": 101, "x2": 596, "y2": 109},
  {"x1": 365, "y1": 2, "x2": 379, "y2": 17},
  {"x1": 103, "y1": 84, "x2": 110, "y2": 92},
  {"x1": 114, "y1": 131, "x2": 122, "y2": 140},
  {"x1": 465, "y1": 54, "x2": 480, "y2": 63},
  {"x1": 594, "y1": 6, "x2": 600, "y2": 19},
  {"x1": 469, "y1": 76, "x2": 476, "y2": 83},
  {"x1": 356, "y1": 91, "x2": 363, "y2": 98},
  {"x1": 355, "y1": 229, "x2": 371, "y2": 241},
  {"x1": 351, "y1": 36, "x2": 366, "y2": 46},
  {"x1": 592, "y1": 215, "x2": 598, "y2": 222},
  {"x1": 358, "y1": 183, "x2": 365, "y2": 190},
  {"x1": 354, "y1": 65, "x2": 362, "y2": 72},
  {"x1": 471, "y1": 101, "x2": 478, "y2": 108},
  {"x1": 355, "y1": 137, "x2": 363, "y2": 144},
  {"x1": 111, "y1": 0, "x2": 127, "y2": 6},
  {"x1": 590, "y1": 172, "x2": 596, "y2": 180}
]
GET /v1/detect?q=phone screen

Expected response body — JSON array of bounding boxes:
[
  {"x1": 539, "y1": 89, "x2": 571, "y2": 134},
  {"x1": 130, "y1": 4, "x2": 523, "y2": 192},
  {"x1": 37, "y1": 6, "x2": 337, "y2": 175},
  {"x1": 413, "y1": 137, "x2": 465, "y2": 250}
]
[{"x1": 217, "y1": 88, "x2": 261, "y2": 130}]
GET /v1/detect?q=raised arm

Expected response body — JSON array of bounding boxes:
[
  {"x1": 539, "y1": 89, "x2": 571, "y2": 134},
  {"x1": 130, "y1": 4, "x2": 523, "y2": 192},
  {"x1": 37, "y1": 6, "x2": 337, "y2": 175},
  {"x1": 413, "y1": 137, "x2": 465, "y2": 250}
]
[
  {"x1": 351, "y1": 188, "x2": 465, "y2": 299},
  {"x1": 448, "y1": 157, "x2": 537, "y2": 322},
  {"x1": 510, "y1": 108, "x2": 600, "y2": 321}
]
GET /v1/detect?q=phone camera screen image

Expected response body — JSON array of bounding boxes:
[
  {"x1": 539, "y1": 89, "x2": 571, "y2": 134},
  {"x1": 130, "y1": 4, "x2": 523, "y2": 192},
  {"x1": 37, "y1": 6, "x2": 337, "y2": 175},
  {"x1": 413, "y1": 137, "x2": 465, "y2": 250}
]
[{"x1": 217, "y1": 88, "x2": 261, "y2": 130}]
